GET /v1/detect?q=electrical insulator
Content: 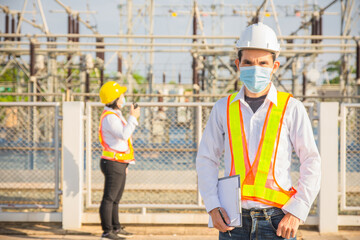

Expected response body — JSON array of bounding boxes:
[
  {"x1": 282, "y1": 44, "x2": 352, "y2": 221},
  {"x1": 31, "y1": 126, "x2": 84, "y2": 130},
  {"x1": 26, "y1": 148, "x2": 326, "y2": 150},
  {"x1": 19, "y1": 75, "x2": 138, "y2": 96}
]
[
  {"x1": 85, "y1": 53, "x2": 94, "y2": 69},
  {"x1": 35, "y1": 55, "x2": 45, "y2": 70}
]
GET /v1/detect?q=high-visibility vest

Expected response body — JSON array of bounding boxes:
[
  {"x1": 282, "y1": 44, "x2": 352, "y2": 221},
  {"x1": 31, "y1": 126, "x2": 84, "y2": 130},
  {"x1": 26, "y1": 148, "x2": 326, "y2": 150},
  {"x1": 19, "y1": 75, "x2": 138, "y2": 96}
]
[
  {"x1": 99, "y1": 110, "x2": 135, "y2": 163},
  {"x1": 227, "y1": 91, "x2": 297, "y2": 208}
]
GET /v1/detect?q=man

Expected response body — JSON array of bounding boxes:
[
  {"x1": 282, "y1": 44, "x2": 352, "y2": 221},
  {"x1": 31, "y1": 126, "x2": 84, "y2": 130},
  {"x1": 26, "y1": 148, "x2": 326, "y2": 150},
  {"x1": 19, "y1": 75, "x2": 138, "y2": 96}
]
[{"x1": 196, "y1": 22, "x2": 321, "y2": 240}]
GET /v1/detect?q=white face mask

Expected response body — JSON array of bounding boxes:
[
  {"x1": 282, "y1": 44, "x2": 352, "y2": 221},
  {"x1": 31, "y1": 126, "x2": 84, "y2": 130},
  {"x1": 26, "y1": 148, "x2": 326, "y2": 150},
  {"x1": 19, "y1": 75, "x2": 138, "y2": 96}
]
[
  {"x1": 120, "y1": 95, "x2": 126, "y2": 108},
  {"x1": 239, "y1": 66, "x2": 273, "y2": 93}
]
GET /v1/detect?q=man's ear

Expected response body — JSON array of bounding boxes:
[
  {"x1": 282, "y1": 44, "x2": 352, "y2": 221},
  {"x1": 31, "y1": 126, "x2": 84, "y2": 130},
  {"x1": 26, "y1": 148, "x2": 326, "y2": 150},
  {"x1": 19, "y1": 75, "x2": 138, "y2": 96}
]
[
  {"x1": 272, "y1": 60, "x2": 280, "y2": 74},
  {"x1": 235, "y1": 59, "x2": 240, "y2": 71}
]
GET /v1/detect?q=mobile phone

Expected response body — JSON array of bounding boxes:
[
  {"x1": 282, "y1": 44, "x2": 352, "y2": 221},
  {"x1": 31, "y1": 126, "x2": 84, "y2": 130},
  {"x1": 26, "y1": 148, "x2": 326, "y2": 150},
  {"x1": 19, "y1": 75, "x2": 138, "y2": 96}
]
[{"x1": 133, "y1": 102, "x2": 138, "y2": 109}]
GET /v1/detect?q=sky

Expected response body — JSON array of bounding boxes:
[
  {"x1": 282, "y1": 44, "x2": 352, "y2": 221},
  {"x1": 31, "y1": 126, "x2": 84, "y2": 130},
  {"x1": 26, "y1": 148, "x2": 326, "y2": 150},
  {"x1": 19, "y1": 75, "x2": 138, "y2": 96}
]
[{"x1": 1, "y1": 0, "x2": 359, "y2": 87}]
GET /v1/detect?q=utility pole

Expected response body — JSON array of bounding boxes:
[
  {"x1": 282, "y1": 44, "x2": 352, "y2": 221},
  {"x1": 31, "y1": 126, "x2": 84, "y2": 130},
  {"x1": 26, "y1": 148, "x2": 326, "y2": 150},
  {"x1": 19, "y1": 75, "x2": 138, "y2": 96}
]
[
  {"x1": 302, "y1": 71, "x2": 307, "y2": 101},
  {"x1": 29, "y1": 39, "x2": 37, "y2": 100},
  {"x1": 66, "y1": 13, "x2": 73, "y2": 100},
  {"x1": 96, "y1": 37, "x2": 105, "y2": 86},
  {"x1": 5, "y1": 12, "x2": 9, "y2": 41},
  {"x1": 148, "y1": 0, "x2": 154, "y2": 93},
  {"x1": 340, "y1": 0, "x2": 354, "y2": 99},
  {"x1": 356, "y1": 40, "x2": 360, "y2": 101},
  {"x1": 126, "y1": 0, "x2": 133, "y2": 94},
  {"x1": 117, "y1": 53, "x2": 122, "y2": 76},
  {"x1": 192, "y1": 1, "x2": 199, "y2": 94}
]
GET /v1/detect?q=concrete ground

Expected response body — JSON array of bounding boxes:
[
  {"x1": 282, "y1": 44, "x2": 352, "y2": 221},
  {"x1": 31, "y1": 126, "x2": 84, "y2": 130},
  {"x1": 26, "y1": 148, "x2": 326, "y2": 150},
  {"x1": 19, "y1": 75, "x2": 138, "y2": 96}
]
[{"x1": 0, "y1": 223, "x2": 360, "y2": 240}]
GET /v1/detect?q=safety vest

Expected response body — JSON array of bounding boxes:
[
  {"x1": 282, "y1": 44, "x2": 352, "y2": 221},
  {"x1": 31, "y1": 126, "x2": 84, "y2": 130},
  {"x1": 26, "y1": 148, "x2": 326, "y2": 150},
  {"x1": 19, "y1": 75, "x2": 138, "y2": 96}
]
[
  {"x1": 99, "y1": 110, "x2": 135, "y2": 163},
  {"x1": 227, "y1": 91, "x2": 297, "y2": 208}
]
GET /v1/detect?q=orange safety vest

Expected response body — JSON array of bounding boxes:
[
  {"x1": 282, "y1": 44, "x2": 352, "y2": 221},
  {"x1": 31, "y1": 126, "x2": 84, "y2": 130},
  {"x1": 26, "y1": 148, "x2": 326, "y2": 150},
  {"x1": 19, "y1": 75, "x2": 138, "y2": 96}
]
[
  {"x1": 227, "y1": 91, "x2": 297, "y2": 208},
  {"x1": 99, "y1": 110, "x2": 135, "y2": 163}
]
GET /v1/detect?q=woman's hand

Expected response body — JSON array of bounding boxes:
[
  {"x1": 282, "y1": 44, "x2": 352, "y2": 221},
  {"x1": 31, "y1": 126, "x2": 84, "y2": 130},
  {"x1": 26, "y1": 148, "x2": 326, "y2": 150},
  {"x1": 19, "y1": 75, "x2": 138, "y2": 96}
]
[{"x1": 130, "y1": 104, "x2": 140, "y2": 119}]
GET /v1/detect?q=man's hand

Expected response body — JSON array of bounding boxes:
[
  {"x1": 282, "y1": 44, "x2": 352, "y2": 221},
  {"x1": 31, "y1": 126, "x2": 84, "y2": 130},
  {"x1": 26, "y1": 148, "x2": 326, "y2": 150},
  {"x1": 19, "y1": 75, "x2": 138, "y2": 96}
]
[
  {"x1": 209, "y1": 207, "x2": 235, "y2": 233},
  {"x1": 276, "y1": 212, "x2": 300, "y2": 239}
]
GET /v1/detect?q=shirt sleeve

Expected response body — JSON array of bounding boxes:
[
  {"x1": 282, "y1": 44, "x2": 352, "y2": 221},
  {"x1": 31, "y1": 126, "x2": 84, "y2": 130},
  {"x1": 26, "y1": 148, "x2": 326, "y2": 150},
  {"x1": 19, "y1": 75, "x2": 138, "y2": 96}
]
[
  {"x1": 196, "y1": 100, "x2": 225, "y2": 213},
  {"x1": 282, "y1": 101, "x2": 321, "y2": 222},
  {"x1": 104, "y1": 114, "x2": 138, "y2": 141}
]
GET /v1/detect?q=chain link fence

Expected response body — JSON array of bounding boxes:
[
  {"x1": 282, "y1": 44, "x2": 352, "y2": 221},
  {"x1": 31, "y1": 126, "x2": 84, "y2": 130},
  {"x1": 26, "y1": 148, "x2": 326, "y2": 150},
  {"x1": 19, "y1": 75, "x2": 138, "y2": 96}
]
[
  {"x1": 86, "y1": 103, "x2": 203, "y2": 209},
  {"x1": 340, "y1": 104, "x2": 360, "y2": 214},
  {"x1": 0, "y1": 97, "x2": 358, "y2": 220},
  {"x1": 0, "y1": 102, "x2": 61, "y2": 208}
]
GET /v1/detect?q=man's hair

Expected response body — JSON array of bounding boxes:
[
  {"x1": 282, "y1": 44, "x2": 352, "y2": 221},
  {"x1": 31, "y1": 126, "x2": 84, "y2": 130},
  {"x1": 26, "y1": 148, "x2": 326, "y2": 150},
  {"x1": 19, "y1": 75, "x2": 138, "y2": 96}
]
[
  {"x1": 105, "y1": 97, "x2": 120, "y2": 110},
  {"x1": 237, "y1": 50, "x2": 276, "y2": 63}
]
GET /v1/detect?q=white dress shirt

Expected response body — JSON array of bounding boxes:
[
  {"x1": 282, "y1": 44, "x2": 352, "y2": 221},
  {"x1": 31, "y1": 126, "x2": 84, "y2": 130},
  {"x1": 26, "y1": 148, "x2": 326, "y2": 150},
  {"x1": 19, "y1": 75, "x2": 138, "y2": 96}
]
[
  {"x1": 196, "y1": 84, "x2": 321, "y2": 222},
  {"x1": 101, "y1": 106, "x2": 138, "y2": 152}
]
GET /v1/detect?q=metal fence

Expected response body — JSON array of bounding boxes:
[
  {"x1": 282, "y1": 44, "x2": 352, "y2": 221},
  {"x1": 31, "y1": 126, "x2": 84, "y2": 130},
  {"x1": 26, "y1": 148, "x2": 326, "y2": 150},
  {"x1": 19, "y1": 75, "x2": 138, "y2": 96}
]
[
  {"x1": 340, "y1": 103, "x2": 360, "y2": 213},
  {"x1": 86, "y1": 102, "x2": 212, "y2": 209},
  {"x1": 0, "y1": 102, "x2": 61, "y2": 208},
  {"x1": 85, "y1": 101, "x2": 319, "y2": 214},
  {"x1": 0, "y1": 93, "x2": 64, "y2": 102},
  {"x1": 2, "y1": 99, "x2": 360, "y2": 221}
]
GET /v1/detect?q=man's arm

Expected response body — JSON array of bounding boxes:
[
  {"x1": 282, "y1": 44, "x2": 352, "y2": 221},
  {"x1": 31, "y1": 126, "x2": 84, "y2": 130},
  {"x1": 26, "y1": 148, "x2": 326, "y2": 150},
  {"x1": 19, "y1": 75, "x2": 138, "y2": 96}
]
[
  {"x1": 278, "y1": 100, "x2": 321, "y2": 238},
  {"x1": 196, "y1": 100, "x2": 233, "y2": 232},
  {"x1": 283, "y1": 101, "x2": 321, "y2": 221}
]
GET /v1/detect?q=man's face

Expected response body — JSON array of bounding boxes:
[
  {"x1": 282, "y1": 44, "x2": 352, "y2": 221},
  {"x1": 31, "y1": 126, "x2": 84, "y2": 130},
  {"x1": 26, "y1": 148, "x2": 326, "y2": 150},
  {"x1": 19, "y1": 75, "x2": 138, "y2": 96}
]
[
  {"x1": 240, "y1": 49, "x2": 274, "y2": 68},
  {"x1": 236, "y1": 49, "x2": 280, "y2": 77}
]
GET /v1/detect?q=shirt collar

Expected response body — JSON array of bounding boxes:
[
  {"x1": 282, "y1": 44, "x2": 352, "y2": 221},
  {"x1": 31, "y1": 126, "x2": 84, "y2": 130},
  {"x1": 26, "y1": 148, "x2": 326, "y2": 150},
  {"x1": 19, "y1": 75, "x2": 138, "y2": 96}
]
[
  {"x1": 104, "y1": 106, "x2": 123, "y2": 116},
  {"x1": 230, "y1": 83, "x2": 278, "y2": 106}
]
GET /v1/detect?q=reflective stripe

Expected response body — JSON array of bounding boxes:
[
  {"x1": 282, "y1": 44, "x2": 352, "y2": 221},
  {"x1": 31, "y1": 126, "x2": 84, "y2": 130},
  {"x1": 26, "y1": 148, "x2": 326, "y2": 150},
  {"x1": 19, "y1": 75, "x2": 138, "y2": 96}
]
[
  {"x1": 242, "y1": 185, "x2": 291, "y2": 206},
  {"x1": 227, "y1": 91, "x2": 295, "y2": 207},
  {"x1": 254, "y1": 92, "x2": 289, "y2": 187},
  {"x1": 99, "y1": 110, "x2": 135, "y2": 162},
  {"x1": 102, "y1": 150, "x2": 134, "y2": 162},
  {"x1": 227, "y1": 94, "x2": 246, "y2": 182},
  {"x1": 102, "y1": 150, "x2": 115, "y2": 158}
]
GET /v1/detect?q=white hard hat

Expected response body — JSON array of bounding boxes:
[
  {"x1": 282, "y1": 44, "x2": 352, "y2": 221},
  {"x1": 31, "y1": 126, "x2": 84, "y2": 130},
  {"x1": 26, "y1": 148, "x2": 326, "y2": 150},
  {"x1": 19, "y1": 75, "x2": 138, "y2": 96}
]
[{"x1": 236, "y1": 22, "x2": 280, "y2": 57}]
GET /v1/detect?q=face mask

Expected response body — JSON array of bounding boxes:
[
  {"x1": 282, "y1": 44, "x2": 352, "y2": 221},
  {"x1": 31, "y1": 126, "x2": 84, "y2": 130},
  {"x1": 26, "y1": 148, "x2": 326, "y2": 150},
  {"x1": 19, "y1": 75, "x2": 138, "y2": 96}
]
[
  {"x1": 239, "y1": 66, "x2": 273, "y2": 93},
  {"x1": 121, "y1": 96, "x2": 126, "y2": 108}
]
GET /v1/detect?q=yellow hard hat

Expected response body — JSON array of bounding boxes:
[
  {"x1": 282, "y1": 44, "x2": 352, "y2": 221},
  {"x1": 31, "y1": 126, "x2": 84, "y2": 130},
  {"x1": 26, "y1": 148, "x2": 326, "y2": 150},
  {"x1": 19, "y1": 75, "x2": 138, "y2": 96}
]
[{"x1": 99, "y1": 81, "x2": 127, "y2": 104}]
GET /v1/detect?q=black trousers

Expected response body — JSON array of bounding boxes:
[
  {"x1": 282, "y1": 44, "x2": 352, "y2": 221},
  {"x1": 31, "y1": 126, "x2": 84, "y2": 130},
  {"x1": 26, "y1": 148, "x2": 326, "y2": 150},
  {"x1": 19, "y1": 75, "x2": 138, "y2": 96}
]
[{"x1": 99, "y1": 159, "x2": 128, "y2": 233}]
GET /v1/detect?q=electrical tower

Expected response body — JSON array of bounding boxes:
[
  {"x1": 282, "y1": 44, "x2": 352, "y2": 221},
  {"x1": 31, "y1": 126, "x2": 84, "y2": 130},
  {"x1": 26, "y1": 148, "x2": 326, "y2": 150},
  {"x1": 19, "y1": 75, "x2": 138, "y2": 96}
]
[{"x1": 0, "y1": 0, "x2": 359, "y2": 101}]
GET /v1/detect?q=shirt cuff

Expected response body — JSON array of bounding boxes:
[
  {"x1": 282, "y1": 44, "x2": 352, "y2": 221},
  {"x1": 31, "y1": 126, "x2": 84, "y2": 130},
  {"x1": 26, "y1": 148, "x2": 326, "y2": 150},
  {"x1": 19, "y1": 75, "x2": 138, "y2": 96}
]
[
  {"x1": 282, "y1": 196, "x2": 310, "y2": 222},
  {"x1": 127, "y1": 116, "x2": 138, "y2": 126},
  {"x1": 203, "y1": 195, "x2": 221, "y2": 213}
]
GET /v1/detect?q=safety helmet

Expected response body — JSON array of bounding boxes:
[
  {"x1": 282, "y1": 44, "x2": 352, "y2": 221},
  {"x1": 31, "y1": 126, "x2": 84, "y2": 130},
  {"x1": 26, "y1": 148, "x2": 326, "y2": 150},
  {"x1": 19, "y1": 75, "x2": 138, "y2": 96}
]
[
  {"x1": 235, "y1": 22, "x2": 280, "y2": 57},
  {"x1": 99, "y1": 81, "x2": 127, "y2": 104}
]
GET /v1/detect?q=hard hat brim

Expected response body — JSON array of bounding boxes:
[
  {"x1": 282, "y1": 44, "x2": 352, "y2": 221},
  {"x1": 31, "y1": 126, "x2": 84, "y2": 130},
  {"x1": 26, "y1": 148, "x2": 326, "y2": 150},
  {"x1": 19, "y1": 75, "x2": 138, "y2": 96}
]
[
  {"x1": 236, "y1": 46, "x2": 280, "y2": 58},
  {"x1": 118, "y1": 86, "x2": 127, "y2": 95}
]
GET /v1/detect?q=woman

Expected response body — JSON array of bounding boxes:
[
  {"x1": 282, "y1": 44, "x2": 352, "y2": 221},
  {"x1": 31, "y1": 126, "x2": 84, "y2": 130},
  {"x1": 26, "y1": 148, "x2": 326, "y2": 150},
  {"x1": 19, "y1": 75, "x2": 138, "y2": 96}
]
[{"x1": 98, "y1": 81, "x2": 140, "y2": 240}]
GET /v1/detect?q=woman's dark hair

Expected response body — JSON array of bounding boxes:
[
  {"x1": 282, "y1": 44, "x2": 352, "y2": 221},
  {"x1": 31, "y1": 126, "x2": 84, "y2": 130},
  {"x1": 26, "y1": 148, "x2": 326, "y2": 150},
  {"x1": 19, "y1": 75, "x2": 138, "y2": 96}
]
[
  {"x1": 105, "y1": 97, "x2": 120, "y2": 110},
  {"x1": 237, "y1": 50, "x2": 276, "y2": 63}
]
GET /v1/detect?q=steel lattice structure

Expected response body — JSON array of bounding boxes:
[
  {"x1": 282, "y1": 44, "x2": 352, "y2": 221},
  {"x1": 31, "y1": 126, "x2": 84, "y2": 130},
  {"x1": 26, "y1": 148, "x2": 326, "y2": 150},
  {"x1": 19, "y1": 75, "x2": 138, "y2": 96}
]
[{"x1": 0, "y1": 0, "x2": 359, "y2": 101}]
